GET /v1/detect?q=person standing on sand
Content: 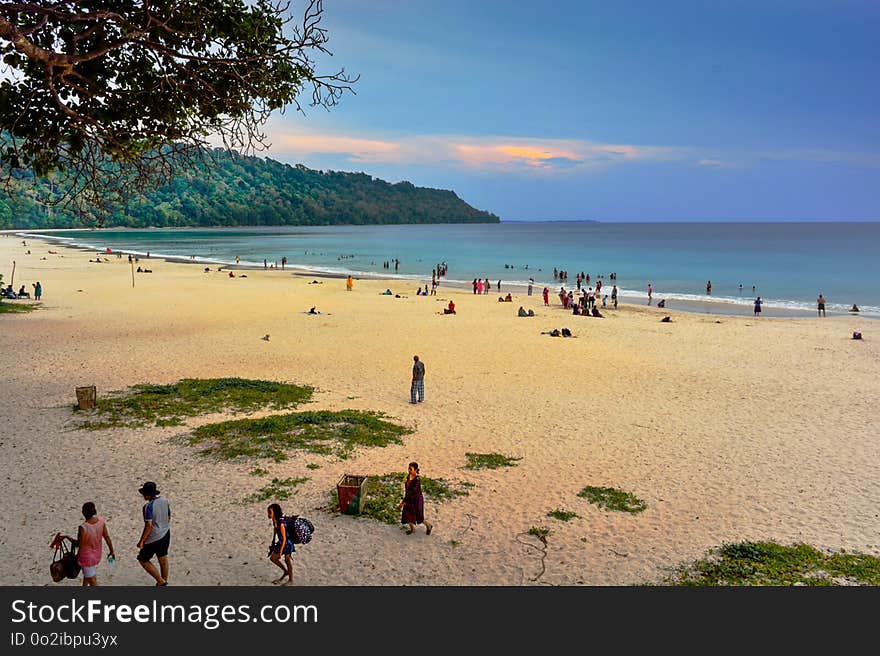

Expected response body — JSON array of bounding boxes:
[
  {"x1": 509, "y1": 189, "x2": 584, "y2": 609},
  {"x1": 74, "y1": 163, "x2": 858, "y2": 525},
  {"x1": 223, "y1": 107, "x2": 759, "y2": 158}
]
[
  {"x1": 267, "y1": 504, "x2": 294, "y2": 585},
  {"x1": 472, "y1": 279, "x2": 478, "y2": 294},
  {"x1": 817, "y1": 294, "x2": 826, "y2": 317},
  {"x1": 136, "y1": 481, "x2": 170, "y2": 586},
  {"x1": 33, "y1": 281, "x2": 42, "y2": 301},
  {"x1": 647, "y1": 283, "x2": 653, "y2": 303},
  {"x1": 611, "y1": 285, "x2": 618, "y2": 309},
  {"x1": 754, "y1": 296, "x2": 763, "y2": 316},
  {"x1": 399, "y1": 462, "x2": 432, "y2": 536},
  {"x1": 528, "y1": 279, "x2": 534, "y2": 296},
  {"x1": 410, "y1": 355, "x2": 425, "y2": 404},
  {"x1": 543, "y1": 287, "x2": 550, "y2": 306},
  {"x1": 346, "y1": 275, "x2": 353, "y2": 291},
  {"x1": 484, "y1": 278, "x2": 491, "y2": 295}
]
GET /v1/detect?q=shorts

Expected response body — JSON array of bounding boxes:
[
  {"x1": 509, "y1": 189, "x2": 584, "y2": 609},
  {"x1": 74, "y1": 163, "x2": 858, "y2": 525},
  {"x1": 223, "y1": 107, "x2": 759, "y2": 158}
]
[
  {"x1": 271, "y1": 540, "x2": 294, "y2": 556},
  {"x1": 137, "y1": 531, "x2": 170, "y2": 562},
  {"x1": 81, "y1": 565, "x2": 97, "y2": 578}
]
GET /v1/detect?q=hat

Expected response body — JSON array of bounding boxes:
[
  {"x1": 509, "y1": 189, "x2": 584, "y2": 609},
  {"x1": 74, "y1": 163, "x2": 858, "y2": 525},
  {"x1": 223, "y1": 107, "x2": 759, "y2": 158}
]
[{"x1": 138, "y1": 481, "x2": 159, "y2": 496}]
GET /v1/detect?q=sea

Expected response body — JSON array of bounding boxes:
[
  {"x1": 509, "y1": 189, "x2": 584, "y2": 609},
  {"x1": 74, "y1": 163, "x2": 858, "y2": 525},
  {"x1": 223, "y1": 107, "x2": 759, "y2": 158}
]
[{"x1": 22, "y1": 221, "x2": 880, "y2": 318}]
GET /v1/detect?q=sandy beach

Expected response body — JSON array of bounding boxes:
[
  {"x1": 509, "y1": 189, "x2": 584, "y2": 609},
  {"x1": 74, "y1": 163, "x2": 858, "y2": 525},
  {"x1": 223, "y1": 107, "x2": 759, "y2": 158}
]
[{"x1": 1, "y1": 233, "x2": 878, "y2": 586}]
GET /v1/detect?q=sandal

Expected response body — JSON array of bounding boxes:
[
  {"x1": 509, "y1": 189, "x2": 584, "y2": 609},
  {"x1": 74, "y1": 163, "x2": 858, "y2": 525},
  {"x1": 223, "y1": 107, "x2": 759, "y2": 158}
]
[{"x1": 426, "y1": 524, "x2": 432, "y2": 536}]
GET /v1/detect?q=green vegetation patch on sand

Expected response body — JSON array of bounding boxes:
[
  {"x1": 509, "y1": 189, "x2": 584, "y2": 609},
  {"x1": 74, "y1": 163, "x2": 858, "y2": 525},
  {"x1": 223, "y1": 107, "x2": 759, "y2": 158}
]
[
  {"x1": 464, "y1": 452, "x2": 522, "y2": 470},
  {"x1": 77, "y1": 378, "x2": 313, "y2": 429},
  {"x1": 547, "y1": 508, "x2": 579, "y2": 522},
  {"x1": 243, "y1": 477, "x2": 309, "y2": 504},
  {"x1": 186, "y1": 410, "x2": 411, "y2": 462},
  {"x1": 331, "y1": 473, "x2": 471, "y2": 525},
  {"x1": 528, "y1": 526, "x2": 551, "y2": 542},
  {"x1": 578, "y1": 486, "x2": 647, "y2": 514},
  {"x1": 0, "y1": 302, "x2": 39, "y2": 314},
  {"x1": 668, "y1": 541, "x2": 880, "y2": 586}
]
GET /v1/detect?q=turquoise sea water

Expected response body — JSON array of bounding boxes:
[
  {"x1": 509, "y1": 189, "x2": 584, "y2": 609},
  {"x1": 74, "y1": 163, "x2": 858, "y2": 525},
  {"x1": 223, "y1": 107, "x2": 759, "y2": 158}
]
[{"x1": 24, "y1": 222, "x2": 880, "y2": 317}]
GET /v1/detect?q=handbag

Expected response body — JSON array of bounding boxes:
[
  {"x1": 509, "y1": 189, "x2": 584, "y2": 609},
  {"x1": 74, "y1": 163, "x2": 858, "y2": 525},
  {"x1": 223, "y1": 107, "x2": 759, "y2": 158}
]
[{"x1": 49, "y1": 536, "x2": 81, "y2": 582}]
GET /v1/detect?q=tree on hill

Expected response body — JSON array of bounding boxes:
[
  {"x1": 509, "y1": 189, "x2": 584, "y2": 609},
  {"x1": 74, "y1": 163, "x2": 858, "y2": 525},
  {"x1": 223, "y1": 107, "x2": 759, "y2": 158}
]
[
  {"x1": 0, "y1": 0, "x2": 356, "y2": 216},
  {"x1": 0, "y1": 151, "x2": 501, "y2": 229}
]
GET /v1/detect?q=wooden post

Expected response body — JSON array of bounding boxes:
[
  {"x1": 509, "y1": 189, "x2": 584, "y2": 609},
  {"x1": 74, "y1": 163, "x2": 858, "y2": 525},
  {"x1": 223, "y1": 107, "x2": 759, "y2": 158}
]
[
  {"x1": 131, "y1": 258, "x2": 135, "y2": 288},
  {"x1": 10, "y1": 260, "x2": 15, "y2": 287}
]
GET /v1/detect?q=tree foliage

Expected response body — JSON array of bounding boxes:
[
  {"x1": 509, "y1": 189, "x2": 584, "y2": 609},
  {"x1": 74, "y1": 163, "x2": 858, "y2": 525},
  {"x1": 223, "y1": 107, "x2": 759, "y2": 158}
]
[
  {"x1": 0, "y1": 149, "x2": 500, "y2": 228},
  {"x1": 0, "y1": 0, "x2": 355, "y2": 209}
]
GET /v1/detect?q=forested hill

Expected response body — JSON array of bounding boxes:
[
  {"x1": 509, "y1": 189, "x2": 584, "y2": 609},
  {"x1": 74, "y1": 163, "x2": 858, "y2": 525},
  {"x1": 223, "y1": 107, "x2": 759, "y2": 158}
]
[{"x1": 0, "y1": 151, "x2": 500, "y2": 229}]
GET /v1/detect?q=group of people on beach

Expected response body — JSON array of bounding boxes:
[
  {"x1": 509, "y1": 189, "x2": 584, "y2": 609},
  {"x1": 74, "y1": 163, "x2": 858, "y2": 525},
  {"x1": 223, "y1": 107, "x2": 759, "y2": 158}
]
[
  {"x1": 52, "y1": 453, "x2": 434, "y2": 587},
  {"x1": 472, "y1": 278, "x2": 501, "y2": 294},
  {"x1": 3, "y1": 281, "x2": 41, "y2": 300},
  {"x1": 53, "y1": 481, "x2": 169, "y2": 587}
]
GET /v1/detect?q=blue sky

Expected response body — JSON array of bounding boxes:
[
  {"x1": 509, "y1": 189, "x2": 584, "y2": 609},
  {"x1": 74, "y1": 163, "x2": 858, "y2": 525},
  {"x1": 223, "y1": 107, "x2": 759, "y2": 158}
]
[{"x1": 263, "y1": 0, "x2": 880, "y2": 221}]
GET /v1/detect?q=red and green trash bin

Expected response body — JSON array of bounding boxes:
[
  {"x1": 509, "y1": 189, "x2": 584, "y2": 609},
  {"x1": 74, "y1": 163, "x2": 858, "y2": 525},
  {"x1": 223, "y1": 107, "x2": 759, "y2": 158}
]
[{"x1": 337, "y1": 474, "x2": 368, "y2": 515}]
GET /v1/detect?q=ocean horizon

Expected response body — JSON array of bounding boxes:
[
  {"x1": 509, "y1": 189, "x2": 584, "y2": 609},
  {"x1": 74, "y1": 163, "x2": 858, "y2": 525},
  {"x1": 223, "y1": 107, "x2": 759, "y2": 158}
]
[{"x1": 19, "y1": 221, "x2": 880, "y2": 318}]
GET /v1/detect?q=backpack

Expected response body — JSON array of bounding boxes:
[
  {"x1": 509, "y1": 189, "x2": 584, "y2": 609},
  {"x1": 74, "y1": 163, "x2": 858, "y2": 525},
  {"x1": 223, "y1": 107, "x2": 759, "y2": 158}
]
[{"x1": 283, "y1": 516, "x2": 315, "y2": 545}]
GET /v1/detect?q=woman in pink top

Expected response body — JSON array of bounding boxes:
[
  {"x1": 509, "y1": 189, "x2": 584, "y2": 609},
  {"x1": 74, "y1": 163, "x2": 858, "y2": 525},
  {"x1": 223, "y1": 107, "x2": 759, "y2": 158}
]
[
  {"x1": 476, "y1": 278, "x2": 483, "y2": 295},
  {"x1": 72, "y1": 502, "x2": 115, "y2": 586}
]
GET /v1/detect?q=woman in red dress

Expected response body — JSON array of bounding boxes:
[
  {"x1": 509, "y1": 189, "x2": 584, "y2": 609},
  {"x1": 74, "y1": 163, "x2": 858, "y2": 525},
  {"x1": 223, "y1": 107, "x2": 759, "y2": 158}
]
[{"x1": 400, "y1": 462, "x2": 433, "y2": 536}]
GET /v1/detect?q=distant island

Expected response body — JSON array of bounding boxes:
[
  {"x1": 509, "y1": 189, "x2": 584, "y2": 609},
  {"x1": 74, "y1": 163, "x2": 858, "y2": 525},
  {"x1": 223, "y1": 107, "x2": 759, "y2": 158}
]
[{"x1": 0, "y1": 150, "x2": 500, "y2": 229}]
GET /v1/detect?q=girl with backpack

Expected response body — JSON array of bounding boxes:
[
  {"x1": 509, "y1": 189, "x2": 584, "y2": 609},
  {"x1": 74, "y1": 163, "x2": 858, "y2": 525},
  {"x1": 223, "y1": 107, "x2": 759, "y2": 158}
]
[{"x1": 267, "y1": 504, "x2": 294, "y2": 585}]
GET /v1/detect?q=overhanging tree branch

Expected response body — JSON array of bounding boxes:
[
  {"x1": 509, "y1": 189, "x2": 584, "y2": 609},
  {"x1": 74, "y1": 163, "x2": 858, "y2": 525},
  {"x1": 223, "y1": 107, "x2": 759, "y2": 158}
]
[{"x1": 0, "y1": 0, "x2": 357, "y2": 223}]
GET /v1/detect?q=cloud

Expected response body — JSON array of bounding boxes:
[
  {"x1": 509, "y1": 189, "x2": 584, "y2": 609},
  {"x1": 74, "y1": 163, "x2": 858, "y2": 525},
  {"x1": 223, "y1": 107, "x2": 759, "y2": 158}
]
[
  {"x1": 264, "y1": 122, "x2": 687, "y2": 173},
  {"x1": 263, "y1": 122, "x2": 880, "y2": 174}
]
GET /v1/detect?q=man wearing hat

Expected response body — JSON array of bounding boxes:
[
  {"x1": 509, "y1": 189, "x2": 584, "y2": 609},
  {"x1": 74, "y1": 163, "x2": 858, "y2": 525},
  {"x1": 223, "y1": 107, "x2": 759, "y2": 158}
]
[{"x1": 136, "y1": 481, "x2": 171, "y2": 586}]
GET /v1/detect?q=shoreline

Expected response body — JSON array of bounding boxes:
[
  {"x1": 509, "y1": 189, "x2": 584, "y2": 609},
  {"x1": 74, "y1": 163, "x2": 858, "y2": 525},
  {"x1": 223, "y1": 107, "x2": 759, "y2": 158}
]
[{"x1": 9, "y1": 229, "x2": 873, "y2": 320}]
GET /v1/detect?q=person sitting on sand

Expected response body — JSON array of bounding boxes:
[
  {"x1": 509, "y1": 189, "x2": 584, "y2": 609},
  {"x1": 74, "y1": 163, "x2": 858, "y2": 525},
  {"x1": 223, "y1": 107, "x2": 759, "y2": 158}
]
[
  {"x1": 505, "y1": 293, "x2": 513, "y2": 302},
  {"x1": 136, "y1": 266, "x2": 143, "y2": 272},
  {"x1": 382, "y1": 289, "x2": 393, "y2": 295},
  {"x1": 657, "y1": 299, "x2": 666, "y2": 308},
  {"x1": 229, "y1": 271, "x2": 235, "y2": 278},
  {"x1": 572, "y1": 304, "x2": 580, "y2": 315},
  {"x1": 661, "y1": 316, "x2": 672, "y2": 322},
  {"x1": 308, "y1": 307, "x2": 320, "y2": 315},
  {"x1": 850, "y1": 304, "x2": 860, "y2": 313},
  {"x1": 591, "y1": 306, "x2": 603, "y2": 318},
  {"x1": 518, "y1": 306, "x2": 528, "y2": 317},
  {"x1": 443, "y1": 300, "x2": 456, "y2": 314},
  {"x1": 309, "y1": 280, "x2": 323, "y2": 285}
]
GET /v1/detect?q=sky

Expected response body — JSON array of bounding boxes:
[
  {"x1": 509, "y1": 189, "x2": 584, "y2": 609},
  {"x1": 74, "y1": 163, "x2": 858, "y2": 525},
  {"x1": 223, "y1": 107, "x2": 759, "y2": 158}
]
[{"x1": 262, "y1": 0, "x2": 880, "y2": 221}]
